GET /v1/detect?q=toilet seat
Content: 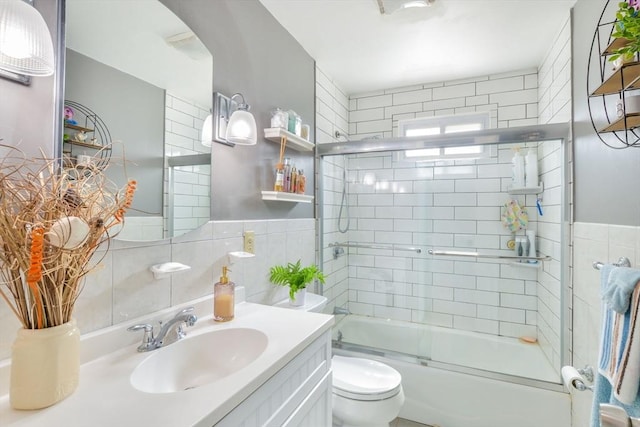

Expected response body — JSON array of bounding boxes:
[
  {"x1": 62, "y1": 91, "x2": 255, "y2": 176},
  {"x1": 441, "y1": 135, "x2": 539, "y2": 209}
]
[{"x1": 332, "y1": 355, "x2": 402, "y2": 401}]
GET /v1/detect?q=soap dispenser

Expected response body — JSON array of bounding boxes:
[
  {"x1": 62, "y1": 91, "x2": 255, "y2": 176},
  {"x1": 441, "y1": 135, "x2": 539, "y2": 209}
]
[{"x1": 214, "y1": 266, "x2": 235, "y2": 322}]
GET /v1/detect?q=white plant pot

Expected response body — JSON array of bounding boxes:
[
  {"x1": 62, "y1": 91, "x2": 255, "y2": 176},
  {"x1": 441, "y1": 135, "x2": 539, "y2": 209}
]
[
  {"x1": 289, "y1": 288, "x2": 307, "y2": 307},
  {"x1": 10, "y1": 319, "x2": 80, "y2": 409}
]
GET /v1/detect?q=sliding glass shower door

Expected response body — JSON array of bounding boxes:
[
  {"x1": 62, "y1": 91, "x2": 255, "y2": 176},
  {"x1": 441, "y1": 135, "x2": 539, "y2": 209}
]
[{"x1": 318, "y1": 124, "x2": 568, "y2": 385}]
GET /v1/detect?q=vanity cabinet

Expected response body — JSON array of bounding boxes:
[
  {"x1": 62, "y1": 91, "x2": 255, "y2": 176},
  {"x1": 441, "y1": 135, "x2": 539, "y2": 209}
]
[{"x1": 213, "y1": 330, "x2": 332, "y2": 427}]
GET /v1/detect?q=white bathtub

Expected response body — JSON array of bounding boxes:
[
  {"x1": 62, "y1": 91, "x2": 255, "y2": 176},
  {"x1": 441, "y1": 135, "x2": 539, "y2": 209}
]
[{"x1": 333, "y1": 315, "x2": 571, "y2": 427}]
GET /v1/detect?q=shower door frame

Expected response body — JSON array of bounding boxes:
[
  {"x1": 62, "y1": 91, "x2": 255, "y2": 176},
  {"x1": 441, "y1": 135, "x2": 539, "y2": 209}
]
[{"x1": 316, "y1": 122, "x2": 571, "y2": 391}]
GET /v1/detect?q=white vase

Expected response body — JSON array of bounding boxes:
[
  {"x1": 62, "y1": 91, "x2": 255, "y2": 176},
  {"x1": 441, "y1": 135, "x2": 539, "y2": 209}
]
[
  {"x1": 289, "y1": 288, "x2": 307, "y2": 307},
  {"x1": 10, "y1": 319, "x2": 80, "y2": 410}
]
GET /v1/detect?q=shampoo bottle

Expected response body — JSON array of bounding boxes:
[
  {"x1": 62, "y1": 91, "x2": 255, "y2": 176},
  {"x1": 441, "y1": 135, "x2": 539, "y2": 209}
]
[
  {"x1": 512, "y1": 150, "x2": 525, "y2": 188},
  {"x1": 296, "y1": 169, "x2": 306, "y2": 194},
  {"x1": 525, "y1": 149, "x2": 539, "y2": 188},
  {"x1": 214, "y1": 266, "x2": 235, "y2": 322},
  {"x1": 526, "y1": 230, "x2": 538, "y2": 264}
]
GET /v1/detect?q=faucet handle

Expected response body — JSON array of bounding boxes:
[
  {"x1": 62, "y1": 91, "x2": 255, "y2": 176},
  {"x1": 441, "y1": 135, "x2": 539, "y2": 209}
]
[{"x1": 127, "y1": 323, "x2": 157, "y2": 352}]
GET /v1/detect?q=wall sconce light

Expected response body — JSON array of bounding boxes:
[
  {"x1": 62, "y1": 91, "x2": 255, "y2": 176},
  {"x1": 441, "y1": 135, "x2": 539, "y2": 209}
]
[
  {"x1": 210, "y1": 92, "x2": 257, "y2": 147},
  {"x1": 0, "y1": 0, "x2": 55, "y2": 85},
  {"x1": 201, "y1": 113, "x2": 213, "y2": 147}
]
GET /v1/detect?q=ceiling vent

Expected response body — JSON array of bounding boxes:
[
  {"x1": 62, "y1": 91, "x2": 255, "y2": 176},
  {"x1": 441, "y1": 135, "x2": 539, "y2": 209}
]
[
  {"x1": 165, "y1": 31, "x2": 209, "y2": 60},
  {"x1": 376, "y1": 0, "x2": 435, "y2": 15}
]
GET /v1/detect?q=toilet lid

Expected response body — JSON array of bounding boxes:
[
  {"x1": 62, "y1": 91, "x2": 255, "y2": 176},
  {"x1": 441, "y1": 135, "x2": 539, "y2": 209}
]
[{"x1": 332, "y1": 355, "x2": 402, "y2": 401}]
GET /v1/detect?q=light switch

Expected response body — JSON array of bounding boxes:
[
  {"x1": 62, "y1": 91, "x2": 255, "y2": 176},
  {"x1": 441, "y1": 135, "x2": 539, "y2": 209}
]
[{"x1": 244, "y1": 231, "x2": 255, "y2": 254}]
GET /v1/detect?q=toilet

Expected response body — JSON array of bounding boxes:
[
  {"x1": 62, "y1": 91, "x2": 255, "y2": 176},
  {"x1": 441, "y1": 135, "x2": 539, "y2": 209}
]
[
  {"x1": 274, "y1": 293, "x2": 405, "y2": 427},
  {"x1": 331, "y1": 355, "x2": 404, "y2": 427}
]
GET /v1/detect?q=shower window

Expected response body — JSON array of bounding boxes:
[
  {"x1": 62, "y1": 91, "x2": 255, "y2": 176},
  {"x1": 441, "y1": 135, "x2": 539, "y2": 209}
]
[
  {"x1": 397, "y1": 112, "x2": 490, "y2": 137},
  {"x1": 397, "y1": 112, "x2": 491, "y2": 162},
  {"x1": 398, "y1": 144, "x2": 496, "y2": 163}
]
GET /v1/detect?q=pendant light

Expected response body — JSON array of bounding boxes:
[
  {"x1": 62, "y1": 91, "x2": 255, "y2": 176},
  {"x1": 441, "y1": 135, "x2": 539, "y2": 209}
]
[{"x1": 0, "y1": 0, "x2": 55, "y2": 77}]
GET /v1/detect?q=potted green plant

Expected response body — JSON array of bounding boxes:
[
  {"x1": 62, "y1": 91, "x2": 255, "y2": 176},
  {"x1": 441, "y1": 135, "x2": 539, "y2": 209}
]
[
  {"x1": 610, "y1": 1, "x2": 640, "y2": 64},
  {"x1": 269, "y1": 260, "x2": 325, "y2": 306}
]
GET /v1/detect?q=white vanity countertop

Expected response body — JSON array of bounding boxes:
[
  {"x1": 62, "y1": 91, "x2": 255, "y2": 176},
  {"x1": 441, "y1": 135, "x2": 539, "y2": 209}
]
[{"x1": 0, "y1": 301, "x2": 334, "y2": 427}]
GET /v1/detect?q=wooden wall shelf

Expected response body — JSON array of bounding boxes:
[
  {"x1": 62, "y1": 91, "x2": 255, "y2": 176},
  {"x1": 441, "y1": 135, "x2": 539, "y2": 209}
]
[
  {"x1": 264, "y1": 128, "x2": 314, "y2": 152},
  {"x1": 590, "y1": 62, "x2": 640, "y2": 96}
]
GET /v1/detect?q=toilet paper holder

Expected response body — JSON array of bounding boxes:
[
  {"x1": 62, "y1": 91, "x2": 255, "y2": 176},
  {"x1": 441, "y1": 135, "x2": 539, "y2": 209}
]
[
  {"x1": 563, "y1": 365, "x2": 594, "y2": 392},
  {"x1": 579, "y1": 366, "x2": 594, "y2": 383},
  {"x1": 574, "y1": 366, "x2": 594, "y2": 392}
]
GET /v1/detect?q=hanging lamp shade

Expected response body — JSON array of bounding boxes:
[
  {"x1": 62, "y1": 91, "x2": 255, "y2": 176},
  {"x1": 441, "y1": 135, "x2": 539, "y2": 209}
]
[
  {"x1": 0, "y1": 0, "x2": 55, "y2": 76},
  {"x1": 226, "y1": 107, "x2": 257, "y2": 145},
  {"x1": 201, "y1": 114, "x2": 212, "y2": 147}
]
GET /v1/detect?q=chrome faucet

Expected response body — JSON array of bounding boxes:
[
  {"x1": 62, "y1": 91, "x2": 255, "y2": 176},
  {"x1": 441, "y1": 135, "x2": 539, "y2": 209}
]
[{"x1": 127, "y1": 307, "x2": 198, "y2": 352}]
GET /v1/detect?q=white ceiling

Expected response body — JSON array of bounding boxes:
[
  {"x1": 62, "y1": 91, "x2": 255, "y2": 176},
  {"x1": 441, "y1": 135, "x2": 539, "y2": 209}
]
[
  {"x1": 65, "y1": 0, "x2": 212, "y2": 108},
  {"x1": 258, "y1": 0, "x2": 576, "y2": 95}
]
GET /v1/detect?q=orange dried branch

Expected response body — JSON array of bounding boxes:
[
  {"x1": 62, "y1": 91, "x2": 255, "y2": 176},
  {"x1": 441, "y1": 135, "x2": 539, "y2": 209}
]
[
  {"x1": 114, "y1": 179, "x2": 136, "y2": 222},
  {"x1": 26, "y1": 226, "x2": 45, "y2": 329}
]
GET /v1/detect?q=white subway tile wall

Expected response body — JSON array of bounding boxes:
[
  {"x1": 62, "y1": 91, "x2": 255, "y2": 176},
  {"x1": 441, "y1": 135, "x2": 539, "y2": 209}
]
[
  {"x1": 571, "y1": 223, "x2": 640, "y2": 427},
  {"x1": 164, "y1": 93, "x2": 211, "y2": 238},
  {"x1": 117, "y1": 216, "x2": 164, "y2": 241},
  {"x1": 337, "y1": 140, "x2": 562, "y2": 345},
  {"x1": 349, "y1": 69, "x2": 537, "y2": 140},
  {"x1": 317, "y1": 10, "x2": 570, "y2": 369},
  {"x1": 538, "y1": 15, "x2": 571, "y2": 125},
  {"x1": 316, "y1": 67, "x2": 349, "y2": 144},
  {"x1": 536, "y1": 13, "x2": 571, "y2": 371},
  {"x1": 316, "y1": 66, "x2": 351, "y2": 314}
]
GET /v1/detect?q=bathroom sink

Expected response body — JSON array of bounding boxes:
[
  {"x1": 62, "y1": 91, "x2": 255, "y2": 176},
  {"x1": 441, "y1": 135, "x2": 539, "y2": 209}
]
[{"x1": 130, "y1": 328, "x2": 268, "y2": 393}]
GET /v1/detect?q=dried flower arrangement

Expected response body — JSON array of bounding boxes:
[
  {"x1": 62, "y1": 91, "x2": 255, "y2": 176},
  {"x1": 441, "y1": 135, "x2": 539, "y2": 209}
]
[{"x1": 0, "y1": 148, "x2": 135, "y2": 330}]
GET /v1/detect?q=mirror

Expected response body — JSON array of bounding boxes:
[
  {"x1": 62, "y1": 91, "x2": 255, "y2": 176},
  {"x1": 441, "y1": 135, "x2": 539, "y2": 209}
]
[{"x1": 63, "y1": 0, "x2": 213, "y2": 241}]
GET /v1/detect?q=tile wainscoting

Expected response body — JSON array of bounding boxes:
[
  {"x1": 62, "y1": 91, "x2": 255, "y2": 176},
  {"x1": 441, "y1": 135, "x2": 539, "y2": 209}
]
[{"x1": 0, "y1": 218, "x2": 316, "y2": 361}]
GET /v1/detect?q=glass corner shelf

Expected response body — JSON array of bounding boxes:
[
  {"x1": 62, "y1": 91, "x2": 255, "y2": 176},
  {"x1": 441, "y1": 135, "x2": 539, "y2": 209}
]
[
  {"x1": 508, "y1": 183, "x2": 543, "y2": 195},
  {"x1": 509, "y1": 260, "x2": 543, "y2": 268}
]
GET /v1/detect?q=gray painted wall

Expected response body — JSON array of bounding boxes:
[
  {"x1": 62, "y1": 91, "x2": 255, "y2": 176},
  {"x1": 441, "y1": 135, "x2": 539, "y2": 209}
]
[
  {"x1": 65, "y1": 49, "x2": 165, "y2": 216},
  {"x1": 1, "y1": 0, "x2": 315, "y2": 223},
  {"x1": 0, "y1": 0, "x2": 59, "y2": 158},
  {"x1": 160, "y1": 0, "x2": 316, "y2": 221},
  {"x1": 573, "y1": 0, "x2": 640, "y2": 226}
]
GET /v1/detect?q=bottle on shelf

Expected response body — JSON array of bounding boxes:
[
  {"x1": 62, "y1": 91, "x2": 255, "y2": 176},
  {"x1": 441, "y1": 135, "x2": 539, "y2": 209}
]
[
  {"x1": 283, "y1": 158, "x2": 291, "y2": 192},
  {"x1": 526, "y1": 230, "x2": 538, "y2": 264},
  {"x1": 274, "y1": 164, "x2": 284, "y2": 192},
  {"x1": 525, "y1": 149, "x2": 538, "y2": 188},
  {"x1": 270, "y1": 108, "x2": 289, "y2": 129},
  {"x1": 511, "y1": 149, "x2": 525, "y2": 188},
  {"x1": 296, "y1": 170, "x2": 306, "y2": 194}
]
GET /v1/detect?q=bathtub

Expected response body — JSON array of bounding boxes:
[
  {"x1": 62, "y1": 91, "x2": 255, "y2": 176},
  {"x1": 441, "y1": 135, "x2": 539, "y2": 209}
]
[{"x1": 333, "y1": 315, "x2": 571, "y2": 427}]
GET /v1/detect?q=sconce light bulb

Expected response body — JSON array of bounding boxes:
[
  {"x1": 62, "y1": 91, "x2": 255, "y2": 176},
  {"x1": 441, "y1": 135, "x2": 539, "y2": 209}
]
[
  {"x1": 201, "y1": 114, "x2": 212, "y2": 147},
  {"x1": 226, "y1": 109, "x2": 257, "y2": 145}
]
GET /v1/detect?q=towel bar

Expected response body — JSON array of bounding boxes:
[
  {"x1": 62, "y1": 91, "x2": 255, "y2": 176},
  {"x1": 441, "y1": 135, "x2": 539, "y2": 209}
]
[
  {"x1": 592, "y1": 257, "x2": 632, "y2": 270},
  {"x1": 428, "y1": 249, "x2": 551, "y2": 261},
  {"x1": 329, "y1": 242, "x2": 422, "y2": 253}
]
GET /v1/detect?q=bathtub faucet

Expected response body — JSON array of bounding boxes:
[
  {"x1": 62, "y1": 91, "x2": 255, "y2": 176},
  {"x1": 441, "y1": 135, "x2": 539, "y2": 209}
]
[{"x1": 333, "y1": 306, "x2": 351, "y2": 315}]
